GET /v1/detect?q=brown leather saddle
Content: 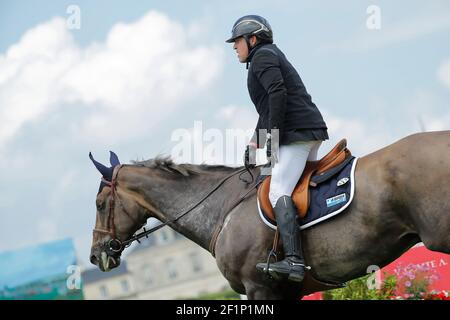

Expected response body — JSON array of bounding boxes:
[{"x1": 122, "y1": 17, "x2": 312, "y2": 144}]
[{"x1": 257, "y1": 139, "x2": 352, "y2": 221}]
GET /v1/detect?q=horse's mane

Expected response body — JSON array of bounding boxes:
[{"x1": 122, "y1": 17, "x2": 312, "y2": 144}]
[{"x1": 132, "y1": 155, "x2": 237, "y2": 177}]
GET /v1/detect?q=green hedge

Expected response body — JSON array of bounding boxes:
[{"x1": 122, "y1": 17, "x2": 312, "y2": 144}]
[{"x1": 322, "y1": 274, "x2": 397, "y2": 300}]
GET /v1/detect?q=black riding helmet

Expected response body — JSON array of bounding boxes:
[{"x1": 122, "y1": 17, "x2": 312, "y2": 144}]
[{"x1": 225, "y1": 15, "x2": 273, "y2": 44}]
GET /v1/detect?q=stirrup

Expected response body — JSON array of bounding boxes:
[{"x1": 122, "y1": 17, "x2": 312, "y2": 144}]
[
  {"x1": 272, "y1": 260, "x2": 310, "y2": 283},
  {"x1": 288, "y1": 261, "x2": 311, "y2": 270},
  {"x1": 256, "y1": 249, "x2": 282, "y2": 280}
]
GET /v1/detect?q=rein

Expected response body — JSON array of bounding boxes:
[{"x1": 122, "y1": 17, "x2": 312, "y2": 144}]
[{"x1": 93, "y1": 163, "x2": 258, "y2": 254}]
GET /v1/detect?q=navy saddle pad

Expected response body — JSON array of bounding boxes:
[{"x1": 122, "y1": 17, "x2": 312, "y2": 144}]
[{"x1": 257, "y1": 156, "x2": 359, "y2": 230}]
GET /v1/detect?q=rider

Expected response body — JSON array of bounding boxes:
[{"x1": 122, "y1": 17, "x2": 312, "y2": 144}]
[{"x1": 226, "y1": 15, "x2": 329, "y2": 282}]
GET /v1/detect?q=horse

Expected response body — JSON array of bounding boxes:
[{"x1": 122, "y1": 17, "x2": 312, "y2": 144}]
[{"x1": 89, "y1": 131, "x2": 450, "y2": 299}]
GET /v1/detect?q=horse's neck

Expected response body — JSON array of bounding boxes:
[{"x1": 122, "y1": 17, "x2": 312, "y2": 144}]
[{"x1": 134, "y1": 166, "x2": 244, "y2": 252}]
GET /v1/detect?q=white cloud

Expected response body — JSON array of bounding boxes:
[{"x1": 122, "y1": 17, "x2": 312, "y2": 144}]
[
  {"x1": 438, "y1": 60, "x2": 450, "y2": 90},
  {"x1": 215, "y1": 104, "x2": 258, "y2": 130},
  {"x1": 48, "y1": 170, "x2": 78, "y2": 210},
  {"x1": 211, "y1": 105, "x2": 258, "y2": 165},
  {"x1": 72, "y1": 232, "x2": 93, "y2": 270},
  {"x1": 37, "y1": 219, "x2": 58, "y2": 243},
  {"x1": 425, "y1": 114, "x2": 450, "y2": 131},
  {"x1": 320, "y1": 8, "x2": 450, "y2": 53},
  {"x1": 205, "y1": 104, "x2": 393, "y2": 164},
  {"x1": 167, "y1": 106, "x2": 259, "y2": 166},
  {"x1": 363, "y1": 12, "x2": 450, "y2": 51},
  {"x1": 317, "y1": 110, "x2": 394, "y2": 157},
  {"x1": 0, "y1": 18, "x2": 78, "y2": 146},
  {"x1": 398, "y1": 88, "x2": 450, "y2": 132},
  {"x1": 169, "y1": 120, "x2": 250, "y2": 166},
  {"x1": 0, "y1": 11, "x2": 224, "y2": 267},
  {"x1": 0, "y1": 11, "x2": 223, "y2": 147},
  {"x1": 217, "y1": 104, "x2": 395, "y2": 158}
]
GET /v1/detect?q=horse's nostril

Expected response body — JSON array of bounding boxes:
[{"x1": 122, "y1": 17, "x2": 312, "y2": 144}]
[{"x1": 90, "y1": 254, "x2": 99, "y2": 265}]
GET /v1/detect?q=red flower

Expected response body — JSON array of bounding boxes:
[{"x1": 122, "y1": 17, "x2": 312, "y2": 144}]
[{"x1": 426, "y1": 291, "x2": 450, "y2": 300}]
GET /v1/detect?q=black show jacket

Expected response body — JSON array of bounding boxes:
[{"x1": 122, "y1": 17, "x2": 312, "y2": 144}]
[{"x1": 247, "y1": 43, "x2": 328, "y2": 147}]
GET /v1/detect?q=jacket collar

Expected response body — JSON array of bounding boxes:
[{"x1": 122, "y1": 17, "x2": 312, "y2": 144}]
[{"x1": 246, "y1": 42, "x2": 272, "y2": 63}]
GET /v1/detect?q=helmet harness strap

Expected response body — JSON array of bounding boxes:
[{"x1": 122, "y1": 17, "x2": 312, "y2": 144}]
[{"x1": 244, "y1": 35, "x2": 253, "y2": 70}]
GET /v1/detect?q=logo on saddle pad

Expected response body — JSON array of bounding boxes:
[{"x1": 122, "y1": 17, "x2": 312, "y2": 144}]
[
  {"x1": 257, "y1": 156, "x2": 358, "y2": 231},
  {"x1": 337, "y1": 177, "x2": 349, "y2": 186},
  {"x1": 326, "y1": 193, "x2": 347, "y2": 208}
]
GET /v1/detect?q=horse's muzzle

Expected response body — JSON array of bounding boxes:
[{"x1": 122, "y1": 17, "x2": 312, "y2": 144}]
[{"x1": 90, "y1": 246, "x2": 121, "y2": 272}]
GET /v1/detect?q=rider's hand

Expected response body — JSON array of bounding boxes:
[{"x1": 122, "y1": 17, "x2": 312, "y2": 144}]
[
  {"x1": 266, "y1": 133, "x2": 278, "y2": 164},
  {"x1": 266, "y1": 133, "x2": 272, "y2": 159},
  {"x1": 244, "y1": 143, "x2": 257, "y2": 168}
]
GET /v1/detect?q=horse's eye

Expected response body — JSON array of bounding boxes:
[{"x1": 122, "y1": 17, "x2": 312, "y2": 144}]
[{"x1": 96, "y1": 202, "x2": 105, "y2": 211}]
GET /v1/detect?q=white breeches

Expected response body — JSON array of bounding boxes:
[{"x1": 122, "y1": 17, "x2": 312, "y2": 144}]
[{"x1": 269, "y1": 140, "x2": 322, "y2": 207}]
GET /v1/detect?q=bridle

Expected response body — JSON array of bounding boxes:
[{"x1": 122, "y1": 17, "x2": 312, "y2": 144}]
[
  {"x1": 93, "y1": 164, "x2": 145, "y2": 254},
  {"x1": 93, "y1": 163, "x2": 257, "y2": 255}
]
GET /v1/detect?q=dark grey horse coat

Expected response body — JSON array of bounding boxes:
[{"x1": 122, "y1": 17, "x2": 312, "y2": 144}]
[{"x1": 90, "y1": 131, "x2": 450, "y2": 299}]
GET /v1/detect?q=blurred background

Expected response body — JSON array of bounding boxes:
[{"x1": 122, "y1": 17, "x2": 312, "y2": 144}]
[{"x1": 0, "y1": 0, "x2": 449, "y2": 299}]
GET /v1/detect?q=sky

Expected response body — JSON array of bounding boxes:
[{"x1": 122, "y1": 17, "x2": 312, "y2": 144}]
[{"x1": 0, "y1": 1, "x2": 449, "y2": 269}]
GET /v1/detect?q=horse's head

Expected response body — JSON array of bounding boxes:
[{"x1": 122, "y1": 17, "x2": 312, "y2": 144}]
[{"x1": 89, "y1": 151, "x2": 148, "y2": 272}]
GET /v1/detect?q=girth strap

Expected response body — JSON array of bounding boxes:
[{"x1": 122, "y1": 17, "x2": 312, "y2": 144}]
[{"x1": 209, "y1": 182, "x2": 258, "y2": 257}]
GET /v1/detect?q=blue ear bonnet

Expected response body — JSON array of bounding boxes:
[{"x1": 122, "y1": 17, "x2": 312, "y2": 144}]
[{"x1": 89, "y1": 151, "x2": 121, "y2": 193}]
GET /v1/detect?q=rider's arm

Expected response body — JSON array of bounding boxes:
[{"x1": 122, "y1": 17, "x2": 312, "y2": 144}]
[
  {"x1": 251, "y1": 50, "x2": 287, "y2": 138},
  {"x1": 250, "y1": 117, "x2": 265, "y2": 149}
]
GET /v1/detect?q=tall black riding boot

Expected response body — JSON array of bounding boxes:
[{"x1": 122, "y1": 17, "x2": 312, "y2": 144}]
[{"x1": 256, "y1": 195, "x2": 307, "y2": 282}]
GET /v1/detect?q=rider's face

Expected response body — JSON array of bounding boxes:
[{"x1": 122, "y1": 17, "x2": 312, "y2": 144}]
[{"x1": 233, "y1": 37, "x2": 249, "y2": 63}]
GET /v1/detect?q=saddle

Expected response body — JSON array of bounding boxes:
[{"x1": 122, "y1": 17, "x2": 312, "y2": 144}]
[{"x1": 257, "y1": 139, "x2": 352, "y2": 220}]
